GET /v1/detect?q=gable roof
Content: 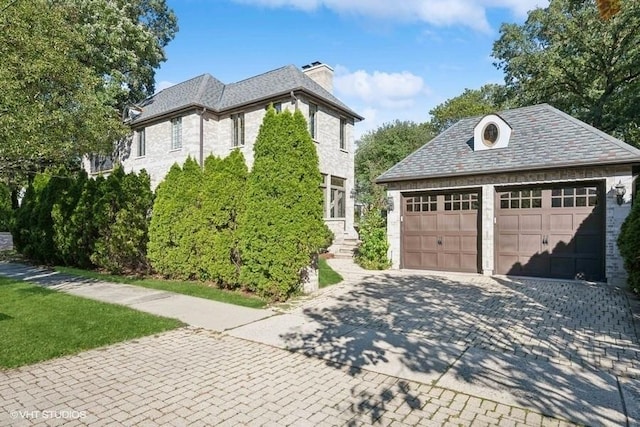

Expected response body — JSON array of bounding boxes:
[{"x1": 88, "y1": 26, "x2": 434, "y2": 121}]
[
  {"x1": 132, "y1": 65, "x2": 362, "y2": 124},
  {"x1": 377, "y1": 104, "x2": 640, "y2": 183}
]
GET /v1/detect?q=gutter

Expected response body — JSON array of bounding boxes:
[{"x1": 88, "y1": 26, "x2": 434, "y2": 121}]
[
  {"x1": 130, "y1": 88, "x2": 364, "y2": 127},
  {"x1": 199, "y1": 108, "x2": 206, "y2": 167}
]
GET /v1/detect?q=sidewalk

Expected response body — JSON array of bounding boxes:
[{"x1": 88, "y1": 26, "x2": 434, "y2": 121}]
[{"x1": 0, "y1": 262, "x2": 274, "y2": 332}]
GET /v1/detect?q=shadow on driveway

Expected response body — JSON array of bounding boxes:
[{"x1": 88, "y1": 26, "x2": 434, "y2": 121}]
[{"x1": 270, "y1": 273, "x2": 640, "y2": 426}]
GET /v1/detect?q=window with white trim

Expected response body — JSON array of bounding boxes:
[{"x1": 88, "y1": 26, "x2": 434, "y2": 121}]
[
  {"x1": 309, "y1": 103, "x2": 318, "y2": 140},
  {"x1": 171, "y1": 117, "x2": 182, "y2": 150},
  {"x1": 137, "y1": 128, "x2": 146, "y2": 157},
  {"x1": 320, "y1": 174, "x2": 328, "y2": 217},
  {"x1": 330, "y1": 176, "x2": 346, "y2": 218},
  {"x1": 232, "y1": 113, "x2": 245, "y2": 147}
]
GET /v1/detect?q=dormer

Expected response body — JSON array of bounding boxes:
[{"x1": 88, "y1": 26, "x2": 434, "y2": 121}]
[{"x1": 473, "y1": 114, "x2": 512, "y2": 151}]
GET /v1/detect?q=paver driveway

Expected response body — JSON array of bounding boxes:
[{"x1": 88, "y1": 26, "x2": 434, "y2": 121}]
[
  {"x1": 231, "y1": 266, "x2": 640, "y2": 426},
  {"x1": 1, "y1": 262, "x2": 640, "y2": 426}
]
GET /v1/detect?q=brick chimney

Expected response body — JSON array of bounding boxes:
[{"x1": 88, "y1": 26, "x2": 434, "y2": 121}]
[{"x1": 302, "y1": 61, "x2": 334, "y2": 93}]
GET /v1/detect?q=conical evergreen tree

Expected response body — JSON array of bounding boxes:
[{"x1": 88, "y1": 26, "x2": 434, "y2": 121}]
[
  {"x1": 239, "y1": 107, "x2": 329, "y2": 300},
  {"x1": 148, "y1": 157, "x2": 202, "y2": 278},
  {"x1": 195, "y1": 150, "x2": 248, "y2": 286}
]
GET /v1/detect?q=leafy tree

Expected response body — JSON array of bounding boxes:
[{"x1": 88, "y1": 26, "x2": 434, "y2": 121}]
[
  {"x1": 596, "y1": 0, "x2": 621, "y2": 18},
  {"x1": 355, "y1": 210, "x2": 391, "y2": 270},
  {"x1": 355, "y1": 121, "x2": 434, "y2": 210},
  {"x1": 195, "y1": 151, "x2": 248, "y2": 287},
  {"x1": 239, "y1": 108, "x2": 328, "y2": 300},
  {"x1": 60, "y1": 0, "x2": 178, "y2": 109},
  {"x1": 492, "y1": 0, "x2": 640, "y2": 147},
  {"x1": 429, "y1": 84, "x2": 511, "y2": 133},
  {"x1": 148, "y1": 158, "x2": 203, "y2": 279},
  {"x1": 0, "y1": 0, "x2": 177, "y2": 184},
  {"x1": 0, "y1": 0, "x2": 126, "y2": 183}
]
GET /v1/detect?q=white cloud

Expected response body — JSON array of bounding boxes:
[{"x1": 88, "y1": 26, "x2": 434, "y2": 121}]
[
  {"x1": 233, "y1": 0, "x2": 549, "y2": 31},
  {"x1": 333, "y1": 66, "x2": 433, "y2": 140},
  {"x1": 334, "y1": 66, "x2": 429, "y2": 109}
]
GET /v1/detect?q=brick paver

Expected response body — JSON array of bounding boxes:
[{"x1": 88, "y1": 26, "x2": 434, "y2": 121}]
[
  {"x1": 295, "y1": 267, "x2": 640, "y2": 378},
  {"x1": 0, "y1": 328, "x2": 575, "y2": 426}
]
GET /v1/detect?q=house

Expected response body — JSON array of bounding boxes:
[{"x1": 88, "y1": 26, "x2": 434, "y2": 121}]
[
  {"x1": 377, "y1": 104, "x2": 640, "y2": 285},
  {"x1": 86, "y1": 62, "x2": 363, "y2": 243}
]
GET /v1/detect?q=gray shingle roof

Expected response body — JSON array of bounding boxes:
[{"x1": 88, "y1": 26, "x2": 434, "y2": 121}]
[
  {"x1": 132, "y1": 65, "x2": 362, "y2": 124},
  {"x1": 377, "y1": 104, "x2": 640, "y2": 183}
]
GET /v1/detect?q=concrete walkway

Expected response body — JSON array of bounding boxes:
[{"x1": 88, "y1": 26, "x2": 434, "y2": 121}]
[{"x1": 0, "y1": 262, "x2": 274, "y2": 331}]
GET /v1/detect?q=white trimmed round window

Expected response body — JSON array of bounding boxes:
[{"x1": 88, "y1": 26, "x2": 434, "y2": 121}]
[{"x1": 482, "y1": 123, "x2": 499, "y2": 147}]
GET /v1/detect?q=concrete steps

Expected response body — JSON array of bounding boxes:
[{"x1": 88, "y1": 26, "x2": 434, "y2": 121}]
[{"x1": 331, "y1": 238, "x2": 359, "y2": 259}]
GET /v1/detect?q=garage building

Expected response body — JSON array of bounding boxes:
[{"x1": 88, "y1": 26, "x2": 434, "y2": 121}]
[{"x1": 377, "y1": 104, "x2": 640, "y2": 285}]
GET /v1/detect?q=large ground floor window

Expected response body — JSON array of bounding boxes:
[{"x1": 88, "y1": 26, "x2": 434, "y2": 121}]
[{"x1": 330, "y1": 176, "x2": 345, "y2": 218}]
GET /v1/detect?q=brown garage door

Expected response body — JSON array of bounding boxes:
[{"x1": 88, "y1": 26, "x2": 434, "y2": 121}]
[
  {"x1": 402, "y1": 192, "x2": 480, "y2": 272},
  {"x1": 496, "y1": 184, "x2": 604, "y2": 280}
]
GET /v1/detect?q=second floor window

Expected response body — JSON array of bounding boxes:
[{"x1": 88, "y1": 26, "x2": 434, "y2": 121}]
[
  {"x1": 309, "y1": 103, "x2": 317, "y2": 139},
  {"x1": 339, "y1": 118, "x2": 347, "y2": 150},
  {"x1": 232, "y1": 113, "x2": 245, "y2": 147},
  {"x1": 171, "y1": 117, "x2": 182, "y2": 150},
  {"x1": 137, "y1": 128, "x2": 146, "y2": 157}
]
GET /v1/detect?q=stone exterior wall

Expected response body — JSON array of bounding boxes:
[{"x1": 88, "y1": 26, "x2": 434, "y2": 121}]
[
  {"x1": 93, "y1": 95, "x2": 357, "y2": 242},
  {"x1": 386, "y1": 165, "x2": 636, "y2": 285}
]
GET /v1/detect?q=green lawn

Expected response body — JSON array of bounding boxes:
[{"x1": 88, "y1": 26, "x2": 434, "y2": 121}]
[
  {"x1": 0, "y1": 277, "x2": 182, "y2": 369},
  {"x1": 55, "y1": 267, "x2": 267, "y2": 309},
  {"x1": 319, "y1": 258, "x2": 343, "y2": 288}
]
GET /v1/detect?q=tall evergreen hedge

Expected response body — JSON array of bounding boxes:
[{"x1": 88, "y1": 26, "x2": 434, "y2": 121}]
[
  {"x1": 239, "y1": 107, "x2": 329, "y2": 300},
  {"x1": 13, "y1": 167, "x2": 153, "y2": 272},
  {"x1": 13, "y1": 170, "x2": 71, "y2": 264},
  {"x1": 91, "y1": 167, "x2": 154, "y2": 274},
  {"x1": 194, "y1": 151, "x2": 248, "y2": 287},
  {"x1": 0, "y1": 183, "x2": 12, "y2": 232},
  {"x1": 148, "y1": 157, "x2": 203, "y2": 279}
]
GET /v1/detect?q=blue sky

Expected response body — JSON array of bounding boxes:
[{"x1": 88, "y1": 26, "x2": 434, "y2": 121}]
[{"x1": 155, "y1": 0, "x2": 548, "y2": 138}]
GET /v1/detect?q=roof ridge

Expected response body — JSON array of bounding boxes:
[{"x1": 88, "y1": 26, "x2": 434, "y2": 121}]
[
  {"x1": 226, "y1": 65, "x2": 294, "y2": 87},
  {"x1": 194, "y1": 74, "x2": 212, "y2": 105}
]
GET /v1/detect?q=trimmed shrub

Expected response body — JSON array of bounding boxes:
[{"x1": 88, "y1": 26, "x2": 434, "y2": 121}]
[
  {"x1": 618, "y1": 193, "x2": 640, "y2": 293},
  {"x1": 355, "y1": 210, "x2": 391, "y2": 270},
  {"x1": 148, "y1": 157, "x2": 203, "y2": 279},
  {"x1": 194, "y1": 151, "x2": 248, "y2": 287},
  {"x1": 239, "y1": 107, "x2": 329, "y2": 300}
]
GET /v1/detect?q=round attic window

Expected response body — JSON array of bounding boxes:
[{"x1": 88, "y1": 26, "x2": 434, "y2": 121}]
[{"x1": 482, "y1": 123, "x2": 499, "y2": 147}]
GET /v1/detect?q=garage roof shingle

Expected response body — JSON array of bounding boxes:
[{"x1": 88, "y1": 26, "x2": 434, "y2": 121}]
[{"x1": 377, "y1": 104, "x2": 640, "y2": 183}]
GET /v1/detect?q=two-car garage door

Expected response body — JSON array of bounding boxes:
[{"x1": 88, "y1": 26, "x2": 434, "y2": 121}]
[{"x1": 401, "y1": 184, "x2": 604, "y2": 280}]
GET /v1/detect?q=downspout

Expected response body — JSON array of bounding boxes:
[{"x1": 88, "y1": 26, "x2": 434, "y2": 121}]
[{"x1": 199, "y1": 108, "x2": 206, "y2": 168}]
